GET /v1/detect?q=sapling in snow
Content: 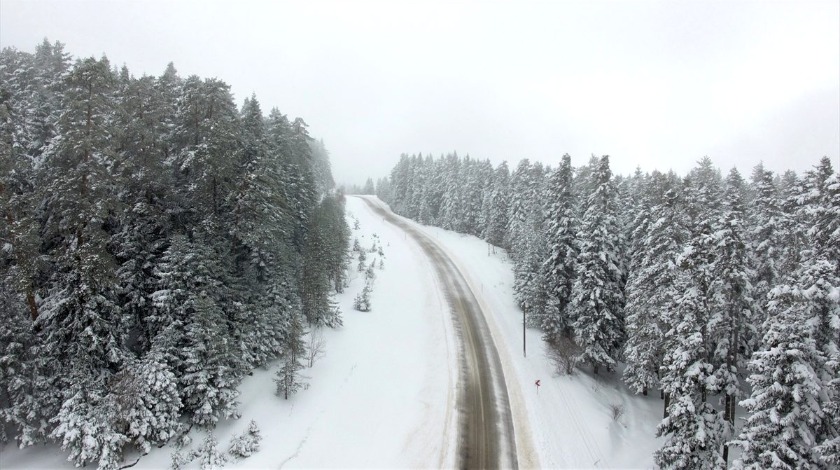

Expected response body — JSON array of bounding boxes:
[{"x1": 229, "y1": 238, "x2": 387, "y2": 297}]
[
  {"x1": 228, "y1": 420, "x2": 262, "y2": 459},
  {"x1": 353, "y1": 282, "x2": 372, "y2": 312},
  {"x1": 357, "y1": 249, "x2": 367, "y2": 272},
  {"x1": 196, "y1": 434, "x2": 226, "y2": 470}
]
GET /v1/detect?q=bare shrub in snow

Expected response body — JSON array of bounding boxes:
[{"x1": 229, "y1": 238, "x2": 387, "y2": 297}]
[
  {"x1": 307, "y1": 329, "x2": 326, "y2": 368},
  {"x1": 610, "y1": 403, "x2": 625, "y2": 422},
  {"x1": 545, "y1": 337, "x2": 581, "y2": 376}
]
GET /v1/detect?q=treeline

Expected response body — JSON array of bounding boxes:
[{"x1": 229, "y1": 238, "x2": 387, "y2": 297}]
[
  {"x1": 342, "y1": 177, "x2": 376, "y2": 195},
  {"x1": 0, "y1": 40, "x2": 349, "y2": 468},
  {"x1": 382, "y1": 152, "x2": 839, "y2": 468}
]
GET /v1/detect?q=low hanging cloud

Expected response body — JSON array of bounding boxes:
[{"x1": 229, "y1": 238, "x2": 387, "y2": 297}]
[{"x1": 1, "y1": 0, "x2": 837, "y2": 183}]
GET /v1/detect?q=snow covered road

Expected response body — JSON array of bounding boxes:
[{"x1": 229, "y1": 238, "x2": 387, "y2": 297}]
[
  {"x1": 360, "y1": 196, "x2": 665, "y2": 469},
  {"x1": 359, "y1": 197, "x2": 518, "y2": 469}
]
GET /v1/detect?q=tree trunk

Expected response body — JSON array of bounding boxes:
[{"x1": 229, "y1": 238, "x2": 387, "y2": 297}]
[
  {"x1": 663, "y1": 392, "x2": 670, "y2": 418},
  {"x1": 26, "y1": 286, "x2": 38, "y2": 321},
  {"x1": 723, "y1": 392, "x2": 735, "y2": 466}
]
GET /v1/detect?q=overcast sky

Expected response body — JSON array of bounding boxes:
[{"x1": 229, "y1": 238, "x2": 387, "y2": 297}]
[{"x1": 2, "y1": 0, "x2": 838, "y2": 185}]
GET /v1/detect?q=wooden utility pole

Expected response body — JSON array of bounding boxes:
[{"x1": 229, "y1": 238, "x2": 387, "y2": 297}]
[{"x1": 523, "y1": 306, "x2": 527, "y2": 357}]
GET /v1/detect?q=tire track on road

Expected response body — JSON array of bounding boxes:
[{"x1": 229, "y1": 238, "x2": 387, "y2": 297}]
[{"x1": 359, "y1": 197, "x2": 517, "y2": 469}]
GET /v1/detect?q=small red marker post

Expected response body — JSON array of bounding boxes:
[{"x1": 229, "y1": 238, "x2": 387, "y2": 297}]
[{"x1": 535, "y1": 379, "x2": 541, "y2": 395}]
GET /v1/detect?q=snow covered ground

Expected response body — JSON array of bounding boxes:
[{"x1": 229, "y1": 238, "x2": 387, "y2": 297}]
[
  {"x1": 394, "y1": 200, "x2": 665, "y2": 469},
  {"x1": 2, "y1": 196, "x2": 459, "y2": 469},
  {"x1": 2, "y1": 195, "x2": 663, "y2": 469}
]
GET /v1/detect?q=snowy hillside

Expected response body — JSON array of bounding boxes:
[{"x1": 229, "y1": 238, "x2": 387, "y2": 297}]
[
  {"x1": 2, "y1": 195, "x2": 669, "y2": 469},
  {"x1": 2, "y1": 196, "x2": 460, "y2": 469}
]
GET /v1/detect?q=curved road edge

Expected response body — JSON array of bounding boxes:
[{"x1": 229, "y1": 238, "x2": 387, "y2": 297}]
[{"x1": 358, "y1": 196, "x2": 518, "y2": 469}]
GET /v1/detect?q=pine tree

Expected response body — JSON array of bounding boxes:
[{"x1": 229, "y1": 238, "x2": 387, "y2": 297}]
[
  {"x1": 813, "y1": 173, "x2": 840, "y2": 467},
  {"x1": 656, "y1": 162, "x2": 727, "y2": 467},
  {"x1": 228, "y1": 420, "x2": 262, "y2": 458},
  {"x1": 461, "y1": 157, "x2": 490, "y2": 236},
  {"x1": 513, "y1": 202, "x2": 548, "y2": 326},
  {"x1": 172, "y1": 76, "x2": 241, "y2": 220},
  {"x1": 151, "y1": 236, "x2": 241, "y2": 427},
  {"x1": 569, "y1": 156, "x2": 625, "y2": 373},
  {"x1": 29, "y1": 39, "x2": 71, "y2": 164},
  {"x1": 404, "y1": 154, "x2": 424, "y2": 220},
  {"x1": 180, "y1": 292, "x2": 240, "y2": 426},
  {"x1": 103, "y1": 355, "x2": 182, "y2": 456},
  {"x1": 309, "y1": 138, "x2": 336, "y2": 196},
  {"x1": 0, "y1": 48, "x2": 43, "y2": 324},
  {"x1": 541, "y1": 155, "x2": 577, "y2": 341},
  {"x1": 439, "y1": 154, "x2": 464, "y2": 232},
  {"x1": 618, "y1": 167, "x2": 648, "y2": 268},
  {"x1": 747, "y1": 163, "x2": 783, "y2": 335},
  {"x1": 655, "y1": 267, "x2": 726, "y2": 469},
  {"x1": 37, "y1": 57, "x2": 125, "y2": 421},
  {"x1": 736, "y1": 160, "x2": 838, "y2": 468},
  {"x1": 0, "y1": 280, "x2": 49, "y2": 446},
  {"x1": 387, "y1": 154, "x2": 411, "y2": 214},
  {"x1": 711, "y1": 168, "x2": 755, "y2": 464},
  {"x1": 275, "y1": 310, "x2": 307, "y2": 400},
  {"x1": 51, "y1": 375, "x2": 128, "y2": 470},
  {"x1": 110, "y1": 66, "x2": 181, "y2": 356},
  {"x1": 506, "y1": 159, "x2": 533, "y2": 262},
  {"x1": 417, "y1": 155, "x2": 439, "y2": 224},
  {"x1": 354, "y1": 282, "x2": 373, "y2": 312},
  {"x1": 230, "y1": 95, "x2": 315, "y2": 366},
  {"x1": 801, "y1": 159, "x2": 840, "y2": 465},
  {"x1": 375, "y1": 176, "x2": 392, "y2": 203},
  {"x1": 623, "y1": 173, "x2": 686, "y2": 396},
  {"x1": 734, "y1": 286, "x2": 829, "y2": 469},
  {"x1": 483, "y1": 161, "x2": 511, "y2": 248},
  {"x1": 0, "y1": 39, "x2": 346, "y2": 463},
  {"x1": 777, "y1": 170, "x2": 806, "y2": 276},
  {"x1": 196, "y1": 434, "x2": 227, "y2": 470}
]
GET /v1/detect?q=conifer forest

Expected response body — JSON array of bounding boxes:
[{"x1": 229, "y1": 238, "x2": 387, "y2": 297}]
[
  {"x1": 381, "y1": 151, "x2": 839, "y2": 468},
  {"x1": 1, "y1": 36, "x2": 839, "y2": 470},
  {"x1": 0, "y1": 40, "x2": 349, "y2": 468}
]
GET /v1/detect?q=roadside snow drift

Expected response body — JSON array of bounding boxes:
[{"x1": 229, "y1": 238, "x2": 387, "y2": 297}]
[{"x1": 1, "y1": 196, "x2": 458, "y2": 469}]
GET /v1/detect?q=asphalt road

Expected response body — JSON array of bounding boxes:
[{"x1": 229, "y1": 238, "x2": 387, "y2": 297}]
[{"x1": 360, "y1": 197, "x2": 518, "y2": 469}]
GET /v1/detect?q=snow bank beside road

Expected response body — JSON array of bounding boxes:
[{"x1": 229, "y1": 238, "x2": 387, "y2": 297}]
[
  {"x1": 372, "y1": 196, "x2": 664, "y2": 469},
  {"x1": 1, "y1": 196, "x2": 457, "y2": 469}
]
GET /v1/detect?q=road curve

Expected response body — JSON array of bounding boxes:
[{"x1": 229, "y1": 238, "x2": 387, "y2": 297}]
[{"x1": 359, "y1": 197, "x2": 518, "y2": 469}]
